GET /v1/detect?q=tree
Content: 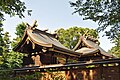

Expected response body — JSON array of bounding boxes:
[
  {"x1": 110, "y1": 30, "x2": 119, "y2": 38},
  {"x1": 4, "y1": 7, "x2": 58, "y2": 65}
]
[
  {"x1": 70, "y1": 0, "x2": 120, "y2": 40},
  {"x1": 0, "y1": 32, "x2": 23, "y2": 69},
  {"x1": 0, "y1": 22, "x2": 26, "y2": 69},
  {"x1": 0, "y1": 27, "x2": 4, "y2": 54},
  {"x1": 0, "y1": 30, "x2": 6, "y2": 66},
  {"x1": 0, "y1": 0, "x2": 31, "y2": 22},
  {"x1": 0, "y1": 0, "x2": 31, "y2": 66},
  {"x1": 10, "y1": 22, "x2": 26, "y2": 68},
  {"x1": 55, "y1": 27, "x2": 98, "y2": 49},
  {"x1": 11, "y1": 22, "x2": 26, "y2": 48},
  {"x1": 0, "y1": 0, "x2": 31, "y2": 49},
  {"x1": 109, "y1": 34, "x2": 120, "y2": 57},
  {"x1": 0, "y1": 32, "x2": 11, "y2": 69}
]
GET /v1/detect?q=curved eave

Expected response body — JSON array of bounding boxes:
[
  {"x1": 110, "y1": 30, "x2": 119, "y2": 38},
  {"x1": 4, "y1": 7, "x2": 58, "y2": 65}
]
[
  {"x1": 27, "y1": 30, "x2": 52, "y2": 48},
  {"x1": 13, "y1": 30, "x2": 28, "y2": 52},
  {"x1": 53, "y1": 45, "x2": 82, "y2": 58},
  {"x1": 13, "y1": 28, "x2": 82, "y2": 58},
  {"x1": 100, "y1": 51, "x2": 115, "y2": 58},
  {"x1": 82, "y1": 49, "x2": 99, "y2": 56},
  {"x1": 13, "y1": 28, "x2": 53, "y2": 53},
  {"x1": 26, "y1": 28, "x2": 82, "y2": 57}
]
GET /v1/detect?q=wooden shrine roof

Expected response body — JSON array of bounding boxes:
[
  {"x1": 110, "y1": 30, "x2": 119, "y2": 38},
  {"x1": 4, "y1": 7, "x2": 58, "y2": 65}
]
[
  {"x1": 13, "y1": 21, "x2": 115, "y2": 59},
  {"x1": 73, "y1": 36, "x2": 114, "y2": 58},
  {"x1": 13, "y1": 22, "x2": 81, "y2": 58}
]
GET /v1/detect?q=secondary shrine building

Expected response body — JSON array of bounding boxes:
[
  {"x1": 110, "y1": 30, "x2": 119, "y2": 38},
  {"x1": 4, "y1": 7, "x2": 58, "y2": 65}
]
[{"x1": 13, "y1": 22, "x2": 120, "y2": 80}]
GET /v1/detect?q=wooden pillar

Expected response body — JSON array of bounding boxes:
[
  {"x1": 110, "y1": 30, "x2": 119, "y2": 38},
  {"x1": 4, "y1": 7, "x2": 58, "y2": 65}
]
[
  {"x1": 70, "y1": 69, "x2": 74, "y2": 80},
  {"x1": 100, "y1": 64, "x2": 103, "y2": 80},
  {"x1": 65, "y1": 71, "x2": 70, "y2": 80},
  {"x1": 66, "y1": 56, "x2": 68, "y2": 63},
  {"x1": 118, "y1": 62, "x2": 120, "y2": 80},
  {"x1": 89, "y1": 69, "x2": 93, "y2": 80}
]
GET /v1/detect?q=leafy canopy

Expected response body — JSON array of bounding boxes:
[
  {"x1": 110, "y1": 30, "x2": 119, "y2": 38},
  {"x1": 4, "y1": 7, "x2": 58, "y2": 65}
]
[
  {"x1": 0, "y1": 32, "x2": 11, "y2": 68},
  {"x1": 55, "y1": 27, "x2": 98, "y2": 49},
  {"x1": 0, "y1": 0, "x2": 31, "y2": 21},
  {"x1": 0, "y1": 31, "x2": 24, "y2": 69},
  {"x1": 109, "y1": 34, "x2": 120, "y2": 57},
  {"x1": 70, "y1": 0, "x2": 120, "y2": 40},
  {"x1": 11, "y1": 22, "x2": 26, "y2": 48},
  {"x1": 0, "y1": 0, "x2": 30, "y2": 65},
  {"x1": 0, "y1": 22, "x2": 26, "y2": 69}
]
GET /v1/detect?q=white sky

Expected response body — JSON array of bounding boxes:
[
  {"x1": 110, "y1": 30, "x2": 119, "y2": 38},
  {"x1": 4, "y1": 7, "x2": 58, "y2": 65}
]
[{"x1": 3, "y1": 0, "x2": 114, "y2": 51}]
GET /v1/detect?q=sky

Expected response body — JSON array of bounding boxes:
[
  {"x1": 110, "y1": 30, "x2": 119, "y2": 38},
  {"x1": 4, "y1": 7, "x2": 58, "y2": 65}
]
[{"x1": 3, "y1": 0, "x2": 114, "y2": 51}]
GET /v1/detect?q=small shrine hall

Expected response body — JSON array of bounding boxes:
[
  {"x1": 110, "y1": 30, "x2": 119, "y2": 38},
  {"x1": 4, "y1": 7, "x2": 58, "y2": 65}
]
[{"x1": 13, "y1": 21, "x2": 120, "y2": 80}]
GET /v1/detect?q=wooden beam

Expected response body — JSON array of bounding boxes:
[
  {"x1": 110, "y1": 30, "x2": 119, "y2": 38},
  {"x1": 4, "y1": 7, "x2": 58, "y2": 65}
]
[
  {"x1": 51, "y1": 49, "x2": 79, "y2": 58},
  {"x1": 31, "y1": 20, "x2": 37, "y2": 29},
  {"x1": 99, "y1": 64, "x2": 103, "y2": 80},
  {"x1": 66, "y1": 56, "x2": 69, "y2": 63},
  {"x1": 119, "y1": 62, "x2": 120, "y2": 80},
  {"x1": 14, "y1": 58, "x2": 120, "y2": 72}
]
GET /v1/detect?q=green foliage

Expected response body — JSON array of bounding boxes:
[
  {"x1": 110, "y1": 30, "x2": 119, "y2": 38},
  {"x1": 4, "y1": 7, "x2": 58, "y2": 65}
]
[
  {"x1": 3, "y1": 32, "x2": 11, "y2": 52},
  {"x1": 9, "y1": 22, "x2": 27, "y2": 68},
  {"x1": 14, "y1": 72, "x2": 43, "y2": 80},
  {"x1": 0, "y1": 0, "x2": 31, "y2": 21},
  {"x1": 0, "y1": 0, "x2": 33, "y2": 78},
  {"x1": 0, "y1": 27, "x2": 4, "y2": 54},
  {"x1": 11, "y1": 22, "x2": 26, "y2": 48},
  {"x1": 0, "y1": 31, "x2": 23, "y2": 69},
  {"x1": 0, "y1": 56, "x2": 3, "y2": 65},
  {"x1": 0, "y1": 22, "x2": 26, "y2": 69},
  {"x1": 70, "y1": 0, "x2": 120, "y2": 40},
  {"x1": 55, "y1": 27, "x2": 98, "y2": 49},
  {"x1": 0, "y1": 70, "x2": 14, "y2": 80},
  {"x1": 1, "y1": 51, "x2": 24, "y2": 69},
  {"x1": 0, "y1": 0, "x2": 31, "y2": 68},
  {"x1": 15, "y1": 22, "x2": 26, "y2": 38},
  {"x1": 0, "y1": 32, "x2": 11, "y2": 69},
  {"x1": 109, "y1": 34, "x2": 120, "y2": 57},
  {"x1": 0, "y1": 0, "x2": 31, "y2": 52},
  {"x1": 0, "y1": 70, "x2": 43, "y2": 80},
  {"x1": 0, "y1": 71, "x2": 64, "y2": 80}
]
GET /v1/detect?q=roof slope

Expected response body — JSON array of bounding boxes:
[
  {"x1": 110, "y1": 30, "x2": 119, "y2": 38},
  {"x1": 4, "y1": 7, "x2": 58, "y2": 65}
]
[
  {"x1": 27, "y1": 28, "x2": 68, "y2": 49},
  {"x1": 73, "y1": 36, "x2": 114, "y2": 58},
  {"x1": 13, "y1": 27, "x2": 81, "y2": 58}
]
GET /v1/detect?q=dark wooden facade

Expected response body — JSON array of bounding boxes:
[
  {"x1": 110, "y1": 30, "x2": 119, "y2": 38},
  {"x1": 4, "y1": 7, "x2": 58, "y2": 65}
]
[
  {"x1": 22, "y1": 53, "x2": 57, "y2": 67},
  {"x1": 14, "y1": 58, "x2": 120, "y2": 80},
  {"x1": 65, "y1": 65, "x2": 120, "y2": 80},
  {"x1": 13, "y1": 22, "x2": 81, "y2": 67}
]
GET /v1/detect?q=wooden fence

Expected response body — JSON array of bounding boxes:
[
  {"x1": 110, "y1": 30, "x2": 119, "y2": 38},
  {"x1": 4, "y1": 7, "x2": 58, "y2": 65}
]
[
  {"x1": 14, "y1": 58, "x2": 120, "y2": 80},
  {"x1": 65, "y1": 64, "x2": 120, "y2": 80}
]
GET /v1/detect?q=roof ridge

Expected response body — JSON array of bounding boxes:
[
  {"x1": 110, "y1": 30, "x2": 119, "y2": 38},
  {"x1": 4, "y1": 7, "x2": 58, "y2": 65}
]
[{"x1": 86, "y1": 36, "x2": 99, "y2": 44}]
